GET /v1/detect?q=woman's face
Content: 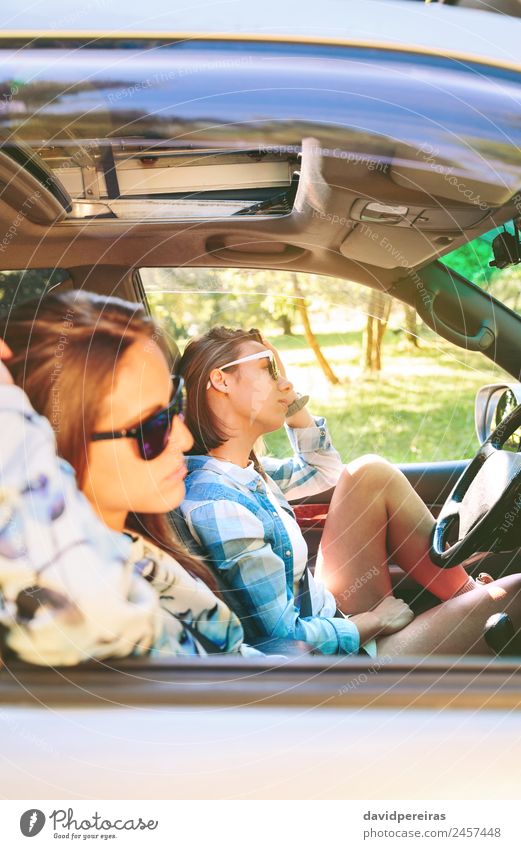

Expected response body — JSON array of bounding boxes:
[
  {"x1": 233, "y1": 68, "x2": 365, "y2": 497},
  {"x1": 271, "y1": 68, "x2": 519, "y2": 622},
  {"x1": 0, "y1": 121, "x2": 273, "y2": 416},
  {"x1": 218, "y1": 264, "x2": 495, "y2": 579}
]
[
  {"x1": 210, "y1": 340, "x2": 293, "y2": 434},
  {"x1": 83, "y1": 336, "x2": 193, "y2": 531}
]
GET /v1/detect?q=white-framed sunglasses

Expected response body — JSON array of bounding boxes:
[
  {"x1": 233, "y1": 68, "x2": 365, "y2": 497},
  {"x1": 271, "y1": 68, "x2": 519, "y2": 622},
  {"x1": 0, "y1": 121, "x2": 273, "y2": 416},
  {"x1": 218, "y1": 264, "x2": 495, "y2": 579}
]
[{"x1": 206, "y1": 349, "x2": 280, "y2": 389}]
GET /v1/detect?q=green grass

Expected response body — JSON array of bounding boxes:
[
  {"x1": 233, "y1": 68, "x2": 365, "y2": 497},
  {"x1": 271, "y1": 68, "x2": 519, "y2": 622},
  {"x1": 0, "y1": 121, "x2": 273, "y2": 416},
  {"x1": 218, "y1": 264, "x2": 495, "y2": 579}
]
[{"x1": 262, "y1": 330, "x2": 507, "y2": 464}]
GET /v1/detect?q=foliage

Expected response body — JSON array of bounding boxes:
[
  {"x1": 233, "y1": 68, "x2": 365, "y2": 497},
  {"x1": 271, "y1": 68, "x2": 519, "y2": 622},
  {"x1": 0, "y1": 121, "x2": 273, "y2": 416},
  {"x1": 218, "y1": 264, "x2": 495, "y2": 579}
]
[
  {"x1": 441, "y1": 237, "x2": 496, "y2": 287},
  {"x1": 261, "y1": 330, "x2": 507, "y2": 464},
  {"x1": 144, "y1": 267, "x2": 373, "y2": 340},
  {"x1": 0, "y1": 268, "x2": 70, "y2": 319},
  {"x1": 441, "y1": 229, "x2": 521, "y2": 314},
  {"x1": 146, "y1": 267, "x2": 274, "y2": 339},
  {"x1": 144, "y1": 267, "x2": 512, "y2": 463}
]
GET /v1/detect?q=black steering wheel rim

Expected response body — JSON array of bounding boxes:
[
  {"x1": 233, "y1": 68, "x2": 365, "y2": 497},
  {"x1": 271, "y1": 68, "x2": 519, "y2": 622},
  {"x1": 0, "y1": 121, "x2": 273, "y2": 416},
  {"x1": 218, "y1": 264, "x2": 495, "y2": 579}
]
[{"x1": 430, "y1": 402, "x2": 521, "y2": 567}]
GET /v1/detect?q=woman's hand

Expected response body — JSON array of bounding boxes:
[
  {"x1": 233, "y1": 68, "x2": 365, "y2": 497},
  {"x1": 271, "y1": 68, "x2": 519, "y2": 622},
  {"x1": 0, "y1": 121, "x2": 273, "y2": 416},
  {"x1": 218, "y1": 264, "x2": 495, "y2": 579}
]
[
  {"x1": 372, "y1": 596, "x2": 414, "y2": 636},
  {"x1": 0, "y1": 340, "x2": 14, "y2": 385},
  {"x1": 256, "y1": 332, "x2": 316, "y2": 427},
  {"x1": 254, "y1": 332, "x2": 315, "y2": 426},
  {"x1": 350, "y1": 595, "x2": 414, "y2": 644}
]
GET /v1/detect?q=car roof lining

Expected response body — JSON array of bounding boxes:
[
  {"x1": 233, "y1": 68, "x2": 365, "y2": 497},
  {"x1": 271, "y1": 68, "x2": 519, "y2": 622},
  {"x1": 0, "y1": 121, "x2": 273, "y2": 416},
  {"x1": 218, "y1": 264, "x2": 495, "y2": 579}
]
[{"x1": 0, "y1": 136, "x2": 518, "y2": 294}]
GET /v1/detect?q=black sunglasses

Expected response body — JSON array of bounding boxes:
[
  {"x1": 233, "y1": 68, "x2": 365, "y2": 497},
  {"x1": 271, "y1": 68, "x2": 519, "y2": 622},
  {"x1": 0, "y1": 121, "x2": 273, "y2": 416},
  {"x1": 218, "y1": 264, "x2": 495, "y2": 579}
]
[{"x1": 91, "y1": 376, "x2": 185, "y2": 461}]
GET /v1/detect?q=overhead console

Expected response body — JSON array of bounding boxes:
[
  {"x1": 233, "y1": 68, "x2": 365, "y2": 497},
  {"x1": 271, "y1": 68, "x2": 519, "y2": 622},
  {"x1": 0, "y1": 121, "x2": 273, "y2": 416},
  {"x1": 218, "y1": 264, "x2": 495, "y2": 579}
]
[
  {"x1": 349, "y1": 197, "x2": 489, "y2": 232},
  {"x1": 341, "y1": 196, "x2": 493, "y2": 269},
  {"x1": 333, "y1": 159, "x2": 520, "y2": 269}
]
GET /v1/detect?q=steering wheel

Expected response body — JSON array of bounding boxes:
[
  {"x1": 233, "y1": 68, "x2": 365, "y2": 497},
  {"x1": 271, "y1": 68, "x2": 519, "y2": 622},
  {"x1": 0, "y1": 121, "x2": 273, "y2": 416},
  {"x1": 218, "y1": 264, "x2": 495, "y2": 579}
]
[{"x1": 430, "y1": 402, "x2": 521, "y2": 567}]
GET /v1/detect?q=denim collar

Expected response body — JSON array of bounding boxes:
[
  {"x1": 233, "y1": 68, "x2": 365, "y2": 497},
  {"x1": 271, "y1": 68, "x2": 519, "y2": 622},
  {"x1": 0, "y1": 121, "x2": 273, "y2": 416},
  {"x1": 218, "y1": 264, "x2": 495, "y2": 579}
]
[{"x1": 186, "y1": 454, "x2": 263, "y2": 492}]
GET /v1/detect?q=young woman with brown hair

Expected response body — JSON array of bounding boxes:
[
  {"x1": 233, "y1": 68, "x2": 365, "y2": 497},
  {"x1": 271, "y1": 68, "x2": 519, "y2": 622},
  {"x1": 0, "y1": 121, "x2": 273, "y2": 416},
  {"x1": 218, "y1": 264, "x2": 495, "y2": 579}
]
[
  {"x1": 0, "y1": 292, "x2": 258, "y2": 664},
  {"x1": 177, "y1": 326, "x2": 521, "y2": 657}
]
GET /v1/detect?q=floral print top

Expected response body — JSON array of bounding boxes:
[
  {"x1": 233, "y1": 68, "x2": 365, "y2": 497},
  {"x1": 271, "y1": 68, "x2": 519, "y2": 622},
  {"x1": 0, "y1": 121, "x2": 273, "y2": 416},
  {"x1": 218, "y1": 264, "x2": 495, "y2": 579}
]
[{"x1": 0, "y1": 386, "x2": 257, "y2": 665}]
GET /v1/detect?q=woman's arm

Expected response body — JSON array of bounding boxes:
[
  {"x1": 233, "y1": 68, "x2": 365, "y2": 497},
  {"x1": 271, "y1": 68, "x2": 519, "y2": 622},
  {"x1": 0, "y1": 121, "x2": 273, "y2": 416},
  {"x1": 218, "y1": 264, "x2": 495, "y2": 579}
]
[
  {"x1": 350, "y1": 598, "x2": 414, "y2": 644},
  {"x1": 258, "y1": 334, "x2": 344, "y2": 498},
  {"x1": 261, "y1": 415, "x2": 345, "y2": 499}
]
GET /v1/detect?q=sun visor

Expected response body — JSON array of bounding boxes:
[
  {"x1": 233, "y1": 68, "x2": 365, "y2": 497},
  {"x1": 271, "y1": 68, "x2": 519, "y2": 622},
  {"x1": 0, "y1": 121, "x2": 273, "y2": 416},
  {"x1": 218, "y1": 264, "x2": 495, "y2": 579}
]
[
  {"x1": 390, "y1": 143, "x2": 519, "y2": 208},
  {"x1": 339, "y1": 223, "x2": 443, "y2": 270}
]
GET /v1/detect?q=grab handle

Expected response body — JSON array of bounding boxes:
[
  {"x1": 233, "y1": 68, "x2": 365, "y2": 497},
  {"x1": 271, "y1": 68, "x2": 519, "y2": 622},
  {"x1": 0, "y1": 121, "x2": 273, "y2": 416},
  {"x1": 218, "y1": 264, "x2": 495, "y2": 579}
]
[{"x1": 416, "y1": 286, "x2": 495, "y2": 351}]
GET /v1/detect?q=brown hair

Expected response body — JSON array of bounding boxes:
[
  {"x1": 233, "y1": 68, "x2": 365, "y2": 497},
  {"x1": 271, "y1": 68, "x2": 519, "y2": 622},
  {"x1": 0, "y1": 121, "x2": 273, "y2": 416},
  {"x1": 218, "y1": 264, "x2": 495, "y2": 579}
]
[
  {"x1": 178, "y1": 326, "x2": 266, "y2": 476},
  {"x1": 1, "y1": 289, "x2": 217, "y2": 590}
]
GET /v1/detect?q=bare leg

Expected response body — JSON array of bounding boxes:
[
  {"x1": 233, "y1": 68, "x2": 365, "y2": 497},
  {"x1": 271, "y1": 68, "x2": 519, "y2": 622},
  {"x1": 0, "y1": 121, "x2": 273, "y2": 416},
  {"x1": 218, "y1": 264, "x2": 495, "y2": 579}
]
[
  {"x1": 315, "y1": 455, "x2": 472, "y2": 615},
  {"x1": 378, "y1": 574, "x2": 521, "y2": 656}
]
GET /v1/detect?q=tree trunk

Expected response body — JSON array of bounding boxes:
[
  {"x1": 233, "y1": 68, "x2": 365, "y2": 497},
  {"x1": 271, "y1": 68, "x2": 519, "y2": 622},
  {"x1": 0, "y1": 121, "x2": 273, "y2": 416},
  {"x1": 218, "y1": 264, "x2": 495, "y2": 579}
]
[
  {"x1": 280, "y1": 314, "x2": 294, "y2": 335},
  {"x1": 403, "y1": 304, "x2": 420, "y2": 347},
  {"x1": 364, "y1": 290, "x2": 392, "y2": 372},
  {"x1": 365, "y1": 313, "x2": 374, "y2": 370},
  {"x1": 291, "y1": 273, "x2": 340, "y2": 385}
]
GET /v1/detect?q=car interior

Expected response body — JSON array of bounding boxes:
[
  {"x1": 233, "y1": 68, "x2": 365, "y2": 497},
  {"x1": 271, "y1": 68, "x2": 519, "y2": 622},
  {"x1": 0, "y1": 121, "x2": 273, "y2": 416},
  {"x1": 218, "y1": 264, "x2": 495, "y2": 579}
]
[{"x1": 2, "y1": 141, "x2": 520, "y2": 630}]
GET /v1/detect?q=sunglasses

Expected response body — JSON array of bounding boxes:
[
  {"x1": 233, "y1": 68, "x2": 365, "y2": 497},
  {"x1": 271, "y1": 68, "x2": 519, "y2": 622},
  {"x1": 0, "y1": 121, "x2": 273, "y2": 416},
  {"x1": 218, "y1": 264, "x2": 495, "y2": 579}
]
[
  {"x1": 91, "y1": 376, "x2": 185, "y2": 461},
  {"x1": 206, "y1": 349, "x2": 280, "y2": 389}
]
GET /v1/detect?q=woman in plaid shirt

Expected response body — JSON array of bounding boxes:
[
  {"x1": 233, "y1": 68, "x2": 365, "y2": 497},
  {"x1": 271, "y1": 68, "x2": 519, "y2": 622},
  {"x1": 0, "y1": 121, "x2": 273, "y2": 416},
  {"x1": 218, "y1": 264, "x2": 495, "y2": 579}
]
[{"x1": 177, "y1": 327, "x2": 521, "y2": 657}]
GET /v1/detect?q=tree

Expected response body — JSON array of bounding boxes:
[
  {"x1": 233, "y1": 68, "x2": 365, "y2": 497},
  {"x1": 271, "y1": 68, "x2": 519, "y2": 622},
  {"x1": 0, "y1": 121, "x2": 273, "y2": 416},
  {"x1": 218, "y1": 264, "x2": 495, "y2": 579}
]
[
  {"x1": 364, "y1": 289, "x2": 392, "y2": 372},
  {"x1": 145, "y1": 267, "x2": 274, "y2": 340},
  {"x1": 403, "y1": 303, "x2": 420, "y2": 348},
  {"x1": 144, "y1": 267, "x2": 388, "y2": 381},
  {"x1": 264, "y1": 291, "x2": 296, "y2": 335},
  {"x1": 0, "y1": 268, "x2": 70, "y2": 319},
  {"x1": 291, "y1": 273, "x2": 340, "y2": 384}
]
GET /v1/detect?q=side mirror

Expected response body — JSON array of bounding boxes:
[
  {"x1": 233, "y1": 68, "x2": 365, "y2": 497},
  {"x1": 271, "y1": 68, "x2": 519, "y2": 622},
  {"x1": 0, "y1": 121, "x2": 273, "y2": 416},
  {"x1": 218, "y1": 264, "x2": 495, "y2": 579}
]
[{"x1": 475, "y1": 383, "x2": 521, "y2": 445}]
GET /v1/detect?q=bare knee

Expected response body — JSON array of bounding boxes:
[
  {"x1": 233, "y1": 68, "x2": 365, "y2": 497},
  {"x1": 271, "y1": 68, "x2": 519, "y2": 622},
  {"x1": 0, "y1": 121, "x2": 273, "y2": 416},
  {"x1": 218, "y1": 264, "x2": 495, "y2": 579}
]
[
  {"x1": 457, "y1": 574, "x2": 521, "y2": 617},
  {"x1": 341, "y1": 454, "x2": 395, "y2": 492},
  {"x1": 492, "y1": 573, "x2": 521, "y2": 602}
]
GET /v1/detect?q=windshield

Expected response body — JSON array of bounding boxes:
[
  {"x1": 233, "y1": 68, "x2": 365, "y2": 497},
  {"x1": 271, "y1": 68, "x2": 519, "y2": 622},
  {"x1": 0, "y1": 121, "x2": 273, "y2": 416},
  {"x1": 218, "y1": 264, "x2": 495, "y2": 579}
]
[{"x1": 440, "y1": 217, "x2": 521, "y2": 316}]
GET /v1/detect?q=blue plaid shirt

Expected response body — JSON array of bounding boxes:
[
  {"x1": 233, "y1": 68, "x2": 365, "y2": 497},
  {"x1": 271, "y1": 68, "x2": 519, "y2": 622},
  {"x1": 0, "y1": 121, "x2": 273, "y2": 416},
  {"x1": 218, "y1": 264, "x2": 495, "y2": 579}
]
[{"x1": 178, "y1": 417, "x2": 361, "y2": 655}]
